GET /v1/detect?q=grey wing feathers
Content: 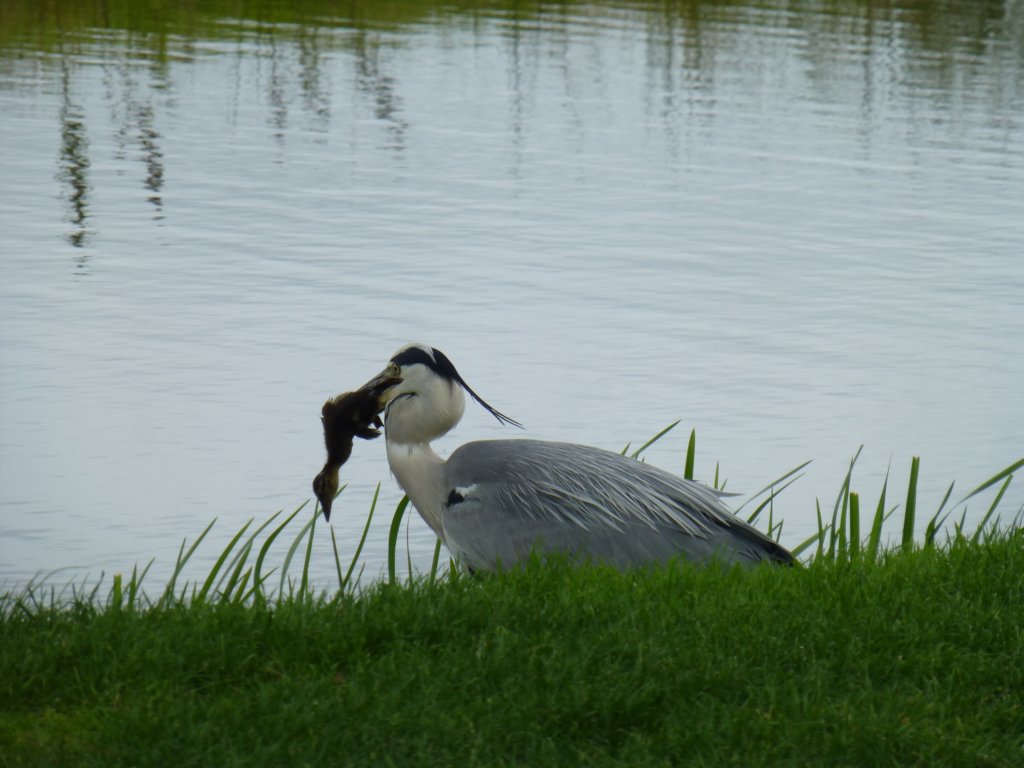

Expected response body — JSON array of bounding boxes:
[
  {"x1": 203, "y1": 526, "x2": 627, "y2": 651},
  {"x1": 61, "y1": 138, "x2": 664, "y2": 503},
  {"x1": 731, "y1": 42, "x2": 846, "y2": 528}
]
[{"x1": 441, "y1": 439, "x2": 792, "y2": 571}]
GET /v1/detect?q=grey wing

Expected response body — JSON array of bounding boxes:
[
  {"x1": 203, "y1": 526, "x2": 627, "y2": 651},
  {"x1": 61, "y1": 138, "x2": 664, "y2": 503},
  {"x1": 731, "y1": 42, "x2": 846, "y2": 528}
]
[{"x1": 441, "y1": 439, "x2": 792, "y2": 571}]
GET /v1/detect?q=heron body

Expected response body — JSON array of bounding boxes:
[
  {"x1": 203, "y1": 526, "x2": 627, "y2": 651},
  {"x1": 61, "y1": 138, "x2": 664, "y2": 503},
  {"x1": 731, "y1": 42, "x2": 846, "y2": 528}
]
[{"x1": 360, "y1": 343, "x2": 793, "y2": 571}]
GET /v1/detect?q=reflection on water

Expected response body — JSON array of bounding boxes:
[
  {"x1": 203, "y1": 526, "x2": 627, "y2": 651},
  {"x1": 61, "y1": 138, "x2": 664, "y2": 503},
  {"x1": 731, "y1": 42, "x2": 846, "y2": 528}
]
[
  {"x1": 57, "y1": 56, "x2": 91, "y2": 249},
  {"x1": 50, "y1": 30, "x2": 171, "y2": 247},
  {"x1": 1, "y1": 0, "x2": 1022, "y2": 589},
  {"x1": 5, "y1": 0, "x2": 1020, "y2": 236},
  {"x1": 352, "y1": 29, "x2": 407, "y2": 149},
  {"x1": 106, "y1": 57, "x2": 167, "y2": 217}
]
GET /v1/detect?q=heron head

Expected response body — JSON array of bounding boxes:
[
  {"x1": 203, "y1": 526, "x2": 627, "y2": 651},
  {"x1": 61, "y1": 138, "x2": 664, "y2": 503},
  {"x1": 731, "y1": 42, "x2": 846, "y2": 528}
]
[{"x1": 368, "y1": 343, "x2": 521, "y2": 444}]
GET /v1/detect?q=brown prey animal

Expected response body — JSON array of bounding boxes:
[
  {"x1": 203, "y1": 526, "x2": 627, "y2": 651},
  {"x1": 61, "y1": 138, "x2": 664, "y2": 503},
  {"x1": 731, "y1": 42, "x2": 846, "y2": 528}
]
[{"x1": 312, "y1": 374, "x2": 399, "y2": 520}]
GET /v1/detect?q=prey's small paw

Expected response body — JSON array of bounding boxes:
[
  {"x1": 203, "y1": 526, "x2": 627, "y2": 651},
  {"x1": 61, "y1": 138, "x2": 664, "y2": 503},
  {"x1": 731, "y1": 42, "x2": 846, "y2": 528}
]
[{"x1": 354, "y1": 426, "x2": 382, "y2": 440}]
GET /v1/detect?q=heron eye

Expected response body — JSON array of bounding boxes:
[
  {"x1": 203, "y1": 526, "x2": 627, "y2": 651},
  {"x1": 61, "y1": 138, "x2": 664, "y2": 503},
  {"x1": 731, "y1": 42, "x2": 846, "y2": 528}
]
[{"x1": 386, "y1": 362, "x2": 401, "y2": 377}]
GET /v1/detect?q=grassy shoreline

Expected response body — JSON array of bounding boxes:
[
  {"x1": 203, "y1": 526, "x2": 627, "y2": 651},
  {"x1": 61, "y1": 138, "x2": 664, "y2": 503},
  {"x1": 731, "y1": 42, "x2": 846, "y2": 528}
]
[
  {"x1": 3, "y1": 445, "x2": 1022, "y2": 766},
  {"x1": 2, "y1": 532, "x2": 1023, "y2": 767}
]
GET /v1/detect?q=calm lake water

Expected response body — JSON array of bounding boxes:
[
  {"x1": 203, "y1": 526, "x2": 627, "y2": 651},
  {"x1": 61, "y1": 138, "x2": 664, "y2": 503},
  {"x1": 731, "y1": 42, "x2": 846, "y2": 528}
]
[{"x1": 1, "y1": 0, "x2": 1022, "y2": 590}]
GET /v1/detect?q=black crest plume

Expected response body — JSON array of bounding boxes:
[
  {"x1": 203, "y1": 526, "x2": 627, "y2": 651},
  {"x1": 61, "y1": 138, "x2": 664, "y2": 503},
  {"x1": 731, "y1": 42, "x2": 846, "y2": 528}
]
[{"x1": 390, "y1": 345, "x2": 523, "y2": 428}]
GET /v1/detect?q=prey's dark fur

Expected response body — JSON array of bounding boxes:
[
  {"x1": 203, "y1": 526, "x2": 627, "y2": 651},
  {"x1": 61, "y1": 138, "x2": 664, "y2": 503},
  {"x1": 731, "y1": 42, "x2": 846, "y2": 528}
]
[{"x1": 312, "y1": 380, "x2": 394, "y2": 521}]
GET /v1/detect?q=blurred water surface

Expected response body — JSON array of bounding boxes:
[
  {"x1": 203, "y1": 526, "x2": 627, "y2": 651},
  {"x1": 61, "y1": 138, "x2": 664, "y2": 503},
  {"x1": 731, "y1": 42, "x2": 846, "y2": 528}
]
[{"x1": 1, "y1": 0, "x2": 1022, "y2": 589}]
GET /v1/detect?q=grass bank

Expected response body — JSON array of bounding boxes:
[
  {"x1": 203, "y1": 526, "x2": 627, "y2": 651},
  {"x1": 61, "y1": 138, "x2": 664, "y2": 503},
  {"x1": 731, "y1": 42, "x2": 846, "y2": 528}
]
[
  {"x1": 3, "y1": 531, "x2": 1024, "y2": 767},
  {"x1": 2, "y1": 442, "x2": 1022, "y2": 766}
]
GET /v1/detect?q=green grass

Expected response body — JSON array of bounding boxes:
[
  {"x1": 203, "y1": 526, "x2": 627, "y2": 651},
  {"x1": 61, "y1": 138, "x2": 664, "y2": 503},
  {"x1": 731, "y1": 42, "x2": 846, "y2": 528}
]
[
  {"x1": 1, "y1": 436, "x2": 1022, "y2": 767},
  {"x1": 2, "y1": 535, "x2": 1024, "y2": 767}
]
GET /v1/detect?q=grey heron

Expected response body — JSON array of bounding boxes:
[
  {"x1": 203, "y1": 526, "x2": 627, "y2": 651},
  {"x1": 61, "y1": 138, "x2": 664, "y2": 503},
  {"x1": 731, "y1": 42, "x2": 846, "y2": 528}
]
[{"x1": 349, "y1": 343, "x2": 794, "y2": 571}]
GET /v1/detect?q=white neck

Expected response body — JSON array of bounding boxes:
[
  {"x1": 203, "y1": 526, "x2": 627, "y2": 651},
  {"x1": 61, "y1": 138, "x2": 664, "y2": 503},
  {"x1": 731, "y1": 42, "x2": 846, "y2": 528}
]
[{"x1": 386, "y1": 439, "x2": 448, "y2": 538}]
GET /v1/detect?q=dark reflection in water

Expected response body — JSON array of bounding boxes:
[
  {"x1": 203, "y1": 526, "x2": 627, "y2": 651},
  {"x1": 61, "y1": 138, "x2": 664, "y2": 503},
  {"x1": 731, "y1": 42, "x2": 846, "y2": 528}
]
[
  {"x1": 4, "y1": 0, "x2": 1019, "y2": 206},
  {"x1": 298, "y1": 27, "x2": 332, "y2": 134},
  {"x1": 137, "y1": 102, "x2": 165, "y2": 213},
  {"x1": 105, "y1": 54, "x2": 168, "y2": 216},
  {"x1": 353, "y1": 29, "x2": 407, "y2": 150},
  {"x1": 266, "y1": 33, "x2": 290, "y2": 142},
  {"x1": 56, "y1": 57, "x2": 92, "y2": 250}
]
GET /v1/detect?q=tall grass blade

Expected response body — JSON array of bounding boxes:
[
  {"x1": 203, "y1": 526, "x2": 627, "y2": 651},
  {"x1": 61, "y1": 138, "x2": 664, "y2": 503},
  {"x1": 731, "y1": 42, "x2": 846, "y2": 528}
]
[
  {"x1": 111, "y1": 573, "x2": 123, "y2": 611},
  {"x1": 341, "y1": 483, "x2": 381, "y2": 592},
  {"x1": 388, "y1": 495, "x2": 411, "y2": 585},
  {"x1": 683, "y1": 428, "x2": 696, "y2": 480},
  {"x1": 837, "y1": 485, "x2": 849, "y2": 560},
  {"x1": 127, "y1": 559, "x2": 153, "y2": 610},
  {"x1": 971, "y1": 475, "x2": 1013, "y2": 544},
  {"x1": 746, "y1": 474, "x2": 803, "y2": 526},
  {"x1": 829, "y1": 447, "x2": 862, "y2": 561},
  {"x1": 222, "y1": 542, "x2": 254, "y2": 602},
  {"x1": 300, "y1": 511, "x2": 317, "y2": 599},
  {"x1": 849, "y1": 492, "x2": 860, "y2": 560},
  {"x1": 231, "y1": 568, "x2": 252, "y2": 602},
  {"x1": 924, "y1": 481, "x2": 955, "y2": 549},
  {"x1": 252, "y1": 503, "x2": 305, "y2": 602},
  {"x1": 790, "y1": 527, "x2": 826, "y2": 559},
  {"x1": 959, "y1": 458, "x2": 1024, "y2": 505},
  {"x1": 330, "y1": 527, "x2": 345, "y2": 591},
  {"x1": 159, "y1": 517, "x2": 217, "y2": 608},
  {"x1": 737, "y1": 460, "x2": 812, "y2": 514},
  {"x1": 630, "y1": 420, "x2": 680, "y2": 460},
  {"x1": 867, "y1": 464, "x2": 891, "y2": 561},
  {"x1": 953, "y1": 508, "x2": 969, "y2": 543},
  {"x1": 902, "y1": 456, "x2": 920, "y2": 551},
  {"x1": 429, "y1": 538, "x2": 443, "y2": 585},
  {"x1": 815, "y1": 501, "x2": 826, "y2": 560},
  {"x1": 195, "y1": 518, "x2": 253, "y2": 604},
  {"x1": 406, "y1": 517, "x2": 414, "y2": 584},
  {"x1": 86, "y1": 577, "x2": 104, "y2": 606},
  {"x1": 279, "y1": 512, "x2": 317, "y2": 598},
  {"x1": 215, "y1": 509, "x2": 287, "y2": 596}
]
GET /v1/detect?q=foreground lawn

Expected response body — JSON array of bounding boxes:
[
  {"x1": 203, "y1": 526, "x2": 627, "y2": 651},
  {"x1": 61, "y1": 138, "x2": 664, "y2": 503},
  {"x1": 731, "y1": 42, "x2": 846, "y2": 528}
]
[{"x1": 2, "y1": 532, "x2": 1023, "y2": 767}]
